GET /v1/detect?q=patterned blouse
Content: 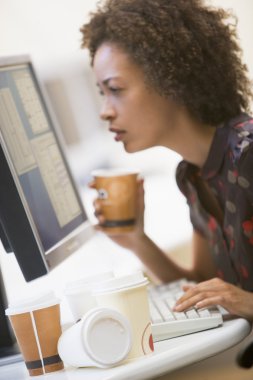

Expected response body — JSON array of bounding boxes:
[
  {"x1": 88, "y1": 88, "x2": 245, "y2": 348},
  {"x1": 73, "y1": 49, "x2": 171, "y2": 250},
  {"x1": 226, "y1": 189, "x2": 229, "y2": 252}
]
[{"x1": 176, "y1": 113, "x2": 253, "y2": 291}]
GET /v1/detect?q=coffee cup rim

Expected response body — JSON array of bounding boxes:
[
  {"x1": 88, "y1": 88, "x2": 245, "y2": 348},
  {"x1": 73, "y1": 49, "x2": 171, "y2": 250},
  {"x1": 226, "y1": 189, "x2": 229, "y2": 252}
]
[
  {"x1": 92, "y1": 272, "x2": 149, "y2": 294},
  {"x1": 5, "y1": 297, "x2": 60, "y2": 315},
  {"x1": 82, "y1": 307, "x2": 132, "y2": 366},
  {"x1": 64, "y1": 271, "x2": 114, "y2": 295},
  {"x1": 91, "y1": 168, "x2": 139, "y2": 178}
]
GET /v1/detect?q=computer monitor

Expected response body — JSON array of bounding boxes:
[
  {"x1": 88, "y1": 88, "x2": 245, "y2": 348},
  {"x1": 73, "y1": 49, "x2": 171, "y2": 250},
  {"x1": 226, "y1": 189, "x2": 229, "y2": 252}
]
[{"x1": 0, "y1": 55, "x2": 94, "y2": 361}]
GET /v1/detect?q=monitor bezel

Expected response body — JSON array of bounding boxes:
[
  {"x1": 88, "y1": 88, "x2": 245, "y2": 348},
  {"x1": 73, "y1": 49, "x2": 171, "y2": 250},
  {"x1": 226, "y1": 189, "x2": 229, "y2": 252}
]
[{"x1": 0, "y1": 55, "x2": 94, "y2": 281}]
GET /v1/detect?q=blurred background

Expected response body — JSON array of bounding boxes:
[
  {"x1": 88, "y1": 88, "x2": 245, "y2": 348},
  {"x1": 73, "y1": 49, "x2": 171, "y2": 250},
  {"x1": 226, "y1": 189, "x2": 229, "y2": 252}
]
[{"x1": 0, "y1": 0, "x2": 252, "y2": 309}]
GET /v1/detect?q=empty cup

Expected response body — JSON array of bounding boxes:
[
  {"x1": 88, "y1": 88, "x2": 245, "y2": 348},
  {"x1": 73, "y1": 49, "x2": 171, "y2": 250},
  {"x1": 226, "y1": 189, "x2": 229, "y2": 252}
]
[
  {"x1": 64, "y1": 271, "x2": 114, "y2": 321},
  {"x1": 58, "y1": 307, "x2": 132, "y2": 368},
  {"x1": 93, "y1": 272, "x2": 154, "y2": 360},
  {"x1": 5, "y1": 293, "x2": 63, "y2": 376}
]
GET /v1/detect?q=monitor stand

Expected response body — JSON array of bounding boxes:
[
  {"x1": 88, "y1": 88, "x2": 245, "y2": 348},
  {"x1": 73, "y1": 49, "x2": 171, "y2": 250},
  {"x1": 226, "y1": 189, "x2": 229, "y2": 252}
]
[{"x1": 0, "y1": 266, "x2": 22, "y2": 366}]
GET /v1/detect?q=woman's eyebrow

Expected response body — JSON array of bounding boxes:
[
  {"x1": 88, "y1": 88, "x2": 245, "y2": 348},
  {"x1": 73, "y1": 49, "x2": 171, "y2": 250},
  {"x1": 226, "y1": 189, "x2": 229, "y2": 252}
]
[
  {"x1": 95, "y1": 78, "x2": 111, "y2": 88},
  {"x1": 102, "y1": 76, "x2": 122, "y2": 85},
  {"x1": 102, "y1": 78, "x2": 112, "y2": 85}
]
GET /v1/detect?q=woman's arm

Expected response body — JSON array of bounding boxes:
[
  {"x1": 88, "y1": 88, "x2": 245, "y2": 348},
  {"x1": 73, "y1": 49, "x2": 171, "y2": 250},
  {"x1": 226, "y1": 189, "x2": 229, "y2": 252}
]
[
  {"x1": 190, "y1": 230, "x2": 217, "y2": 281},
  {"x1": 174, "y1": 143, "x2": 253, "y2": 320},
  {"x1": 132, "y1": 229, "x2": 253, "y2": 321},
  {"x1": 130, "y1": 229, "x2": 217, "y2": 283},
  {"x1": 92, "y1": 178, "x2": 216, "y2": 283}
]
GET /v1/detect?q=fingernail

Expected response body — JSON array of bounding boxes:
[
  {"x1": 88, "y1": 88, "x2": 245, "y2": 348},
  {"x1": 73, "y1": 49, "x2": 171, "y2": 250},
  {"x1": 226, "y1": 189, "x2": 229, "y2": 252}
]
[{"x1": 99, "y1": 216, "x2": 105, "y2": 224}]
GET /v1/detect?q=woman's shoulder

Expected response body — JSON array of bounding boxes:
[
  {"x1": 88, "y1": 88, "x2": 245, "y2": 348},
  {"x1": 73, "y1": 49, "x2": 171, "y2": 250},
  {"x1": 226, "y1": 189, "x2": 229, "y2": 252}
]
[
  {"x1": 227, "y1": 113, "x2": 253, "y2": 162},
  {"x1": 175, "y1": 160, "x2": 198, "y2": 195},
  {"x1": 228, "y1": 113, "x2": 253, "y2": 195},
  {"x1": 229, "y1": 112, "x2": 253, "y2": 131}
]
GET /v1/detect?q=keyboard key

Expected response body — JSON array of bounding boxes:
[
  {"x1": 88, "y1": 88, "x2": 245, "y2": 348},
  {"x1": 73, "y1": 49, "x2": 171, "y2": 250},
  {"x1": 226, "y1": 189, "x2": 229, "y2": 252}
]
[
  {"x1": 174, "y1": 291, "x2": 184, "y2": 300},
  {"x1": 198, "y1": 308, "x2": 211, "y2": 318},
  {"x1": 154, "y1": 299, "x2": 175, "y2": 321},
  {"x1": 185, "y1": 308, "x2": 199, "y2": 319},
  {"x1": 173, "y1": 311, "x2": 187, "y2": 320},
  {"x1": 149, "y1": 302, "x2": 163, "y2": 324},
  {"x1": 164, "y1": 297, "x2": 176, "y2": 309}
]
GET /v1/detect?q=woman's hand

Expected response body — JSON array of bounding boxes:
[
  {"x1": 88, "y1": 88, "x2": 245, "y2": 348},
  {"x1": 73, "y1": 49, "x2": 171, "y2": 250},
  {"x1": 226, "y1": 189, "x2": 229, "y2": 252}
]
[
  {"x1": 89, "y1": 177, "x2": 146, "y2": 250},
  {"x1": 174, "y1": 277, "x2": 253, "y2": 321}
]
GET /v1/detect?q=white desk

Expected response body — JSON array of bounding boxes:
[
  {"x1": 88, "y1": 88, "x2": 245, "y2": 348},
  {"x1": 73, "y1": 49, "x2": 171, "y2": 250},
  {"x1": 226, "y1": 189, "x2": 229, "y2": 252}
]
[{"x1": 1, "y1": 316, "x2": 251, "y2": 380}]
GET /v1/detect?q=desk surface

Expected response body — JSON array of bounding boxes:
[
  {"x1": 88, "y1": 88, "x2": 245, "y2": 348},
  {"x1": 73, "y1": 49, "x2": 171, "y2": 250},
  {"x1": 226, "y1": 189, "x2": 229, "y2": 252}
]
[{"x1": 1, "y1": 316, "x2": 251, "y2": 380}]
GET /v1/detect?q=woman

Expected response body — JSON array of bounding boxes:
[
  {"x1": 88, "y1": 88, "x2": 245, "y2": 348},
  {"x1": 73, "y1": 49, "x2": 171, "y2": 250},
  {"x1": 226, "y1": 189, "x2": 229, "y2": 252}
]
[{"x1": 80, "y1": 0, "x2": 253, "y2": 319}]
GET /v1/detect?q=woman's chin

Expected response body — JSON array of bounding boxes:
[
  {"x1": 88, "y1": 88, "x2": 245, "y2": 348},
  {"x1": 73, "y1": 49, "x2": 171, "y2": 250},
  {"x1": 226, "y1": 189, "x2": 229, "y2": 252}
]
[
  {"x1": 123, "y1": 142, "x2": 154, "y2": 154},
  {"x1": 123, "y1": 144, "x2": 141, "y2": 154}
]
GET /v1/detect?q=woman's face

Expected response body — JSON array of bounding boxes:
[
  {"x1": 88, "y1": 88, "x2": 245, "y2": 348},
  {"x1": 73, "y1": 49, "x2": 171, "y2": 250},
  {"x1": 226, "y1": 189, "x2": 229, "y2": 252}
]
[{"x1": 93, "y1": 43, "x2": 181, "y2": 153}]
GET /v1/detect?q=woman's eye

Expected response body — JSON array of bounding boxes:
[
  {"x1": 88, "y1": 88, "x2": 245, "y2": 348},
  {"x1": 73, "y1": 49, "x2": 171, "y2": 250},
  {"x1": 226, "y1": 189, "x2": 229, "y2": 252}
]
[{"x1": 109, "y1": 87, "x2": 121, "y2": 93}]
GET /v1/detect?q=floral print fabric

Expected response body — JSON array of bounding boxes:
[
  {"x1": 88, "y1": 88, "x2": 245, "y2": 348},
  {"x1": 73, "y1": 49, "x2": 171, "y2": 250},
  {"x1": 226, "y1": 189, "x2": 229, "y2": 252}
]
[{"x1": 176, "y1": 113, "x2": 253, "y2": 291}]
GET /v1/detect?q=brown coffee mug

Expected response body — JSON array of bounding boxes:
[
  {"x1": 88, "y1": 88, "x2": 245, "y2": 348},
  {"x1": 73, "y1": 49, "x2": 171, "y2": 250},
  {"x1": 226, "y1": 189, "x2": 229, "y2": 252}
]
[{"x1": 92, "y1": 169, "x2": 139, "y2": 233}]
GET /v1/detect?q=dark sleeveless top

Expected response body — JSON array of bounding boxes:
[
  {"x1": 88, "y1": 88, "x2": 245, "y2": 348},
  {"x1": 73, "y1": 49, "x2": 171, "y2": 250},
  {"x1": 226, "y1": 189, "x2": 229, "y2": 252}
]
[{"x1": 176, "y1": 113, "x2": 253, "y2": 291}]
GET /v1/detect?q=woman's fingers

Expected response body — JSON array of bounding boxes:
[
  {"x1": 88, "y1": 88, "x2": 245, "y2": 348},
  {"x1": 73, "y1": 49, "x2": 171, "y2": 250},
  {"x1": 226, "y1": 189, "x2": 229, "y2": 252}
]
[
  {"x1": 88, "y1": 180, "x2": 96, "y2": 189},
  {"x1": 174, "y1": 291, "x2": 215, "y2": 311},
  {"x1": 182, "y1": 277, "x2": 224, "y2": 292},
  {"x1": 194, "y1": 296, "x2": 224, "y2": 309},
  {"x1": 90, "y1": 180, "x2": 104, "y2": 222},
  {"x1": 174, "y1": 278, "x2": 227, "y2": 311},
  {"x1": 179, "y1": 278, "x2": 225, "y2": 302},
  {"x1": 173, "y1": 277, "x2": 252, "y2": 319},
  {"x1": 92, "y1": 199, "x2": 105, "y2": 224}
]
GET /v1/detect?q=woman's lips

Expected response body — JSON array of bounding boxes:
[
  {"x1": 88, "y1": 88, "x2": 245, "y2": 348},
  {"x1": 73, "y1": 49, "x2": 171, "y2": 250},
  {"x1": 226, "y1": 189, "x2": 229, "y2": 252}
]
[{"x1": 109, "y1": 128, "x2": 126, "y2": 142}]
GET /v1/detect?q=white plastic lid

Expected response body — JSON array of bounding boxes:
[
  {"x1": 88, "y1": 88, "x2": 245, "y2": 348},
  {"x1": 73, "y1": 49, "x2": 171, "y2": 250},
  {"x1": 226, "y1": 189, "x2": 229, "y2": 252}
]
[
  {"x1": 93, "y1": 272, "x2": 149, "y2": 294},
  {"x1": 5, "y1": 291, "x2": 60, "y2": 315},
  {"x1": 64, "y1": 271, "x2": 114, "y2": 295},
  {"x1": 91, "y1": 168, "x2": 139, "y2": 178},
  {"x1": 82, "y1": 307, "x2": 132, "y2": 367}
]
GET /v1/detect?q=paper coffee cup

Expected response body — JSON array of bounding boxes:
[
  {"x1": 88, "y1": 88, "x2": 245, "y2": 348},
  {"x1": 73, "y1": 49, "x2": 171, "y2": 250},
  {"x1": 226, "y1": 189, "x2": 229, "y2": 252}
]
[
  {"x1": 64, "y1": 271, "x2": 114, "y2": 321},
  {"x1": 93, "y1": 272, "x2": 154, "y2": 360},
  {"x1": 58, "y1": 307, "x2": 132, "y2": 368},
  {"x1": 92, "y1": 168, "x2": 139, "y2": 233},
  {"x1": 5, "y1": 293, "x2": 63, "y2": 376}
]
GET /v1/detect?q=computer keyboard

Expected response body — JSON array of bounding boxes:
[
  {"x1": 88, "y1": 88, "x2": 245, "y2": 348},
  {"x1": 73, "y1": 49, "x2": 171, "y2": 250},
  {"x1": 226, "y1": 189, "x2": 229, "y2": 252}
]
[{"x1": 148, "y1": 278, "x2": 223, "y2": 342}]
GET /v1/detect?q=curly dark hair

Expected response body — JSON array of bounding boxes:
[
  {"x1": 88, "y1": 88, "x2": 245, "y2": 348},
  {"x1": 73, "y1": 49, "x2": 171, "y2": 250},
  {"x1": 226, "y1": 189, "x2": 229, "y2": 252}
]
[{"x1": 80, "y1": 0, "x2": 252, "y2": 126}]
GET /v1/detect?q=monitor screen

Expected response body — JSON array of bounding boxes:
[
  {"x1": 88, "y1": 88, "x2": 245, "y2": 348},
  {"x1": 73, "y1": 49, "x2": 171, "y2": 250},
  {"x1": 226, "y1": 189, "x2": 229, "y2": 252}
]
[{"x1": 0, "y1": 55, "x2": 94, "y2": 281}]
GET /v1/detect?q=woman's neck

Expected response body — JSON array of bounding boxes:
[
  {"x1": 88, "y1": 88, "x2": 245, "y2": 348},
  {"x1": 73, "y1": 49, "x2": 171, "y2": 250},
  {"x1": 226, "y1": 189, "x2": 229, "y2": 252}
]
[
  {"x1": 177, "y1": 125, "x2": 216, "y2": 168},
  {"x1": 163, "y1": 112, "x2": 216, "y2": 168}
]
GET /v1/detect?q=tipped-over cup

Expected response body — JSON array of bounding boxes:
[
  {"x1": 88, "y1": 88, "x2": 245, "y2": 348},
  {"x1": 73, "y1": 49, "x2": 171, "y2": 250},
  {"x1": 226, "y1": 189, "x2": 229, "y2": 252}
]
[{"x1": 58, "y1": 307, "x2": 132, "y2": 368}]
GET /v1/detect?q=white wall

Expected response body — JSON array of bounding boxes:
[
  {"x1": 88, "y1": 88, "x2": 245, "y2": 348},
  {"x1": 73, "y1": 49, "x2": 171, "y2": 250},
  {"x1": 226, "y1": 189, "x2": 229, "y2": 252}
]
[
  {"x1": 0, "y1": 0, "x2": 252, "y2": 307},
  {"x1": 209, "y1": 0, "x2": 253, "y2": 82},
  {"x1": 0, "y1": 1, "x2": 95, "y2": 139}
]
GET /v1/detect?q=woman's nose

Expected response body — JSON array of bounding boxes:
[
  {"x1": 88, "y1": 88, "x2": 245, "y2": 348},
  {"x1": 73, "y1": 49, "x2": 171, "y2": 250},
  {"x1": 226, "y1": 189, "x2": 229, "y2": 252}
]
[{"x1": 100, "y1": 99, "x2": 116, "y2": 121}]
